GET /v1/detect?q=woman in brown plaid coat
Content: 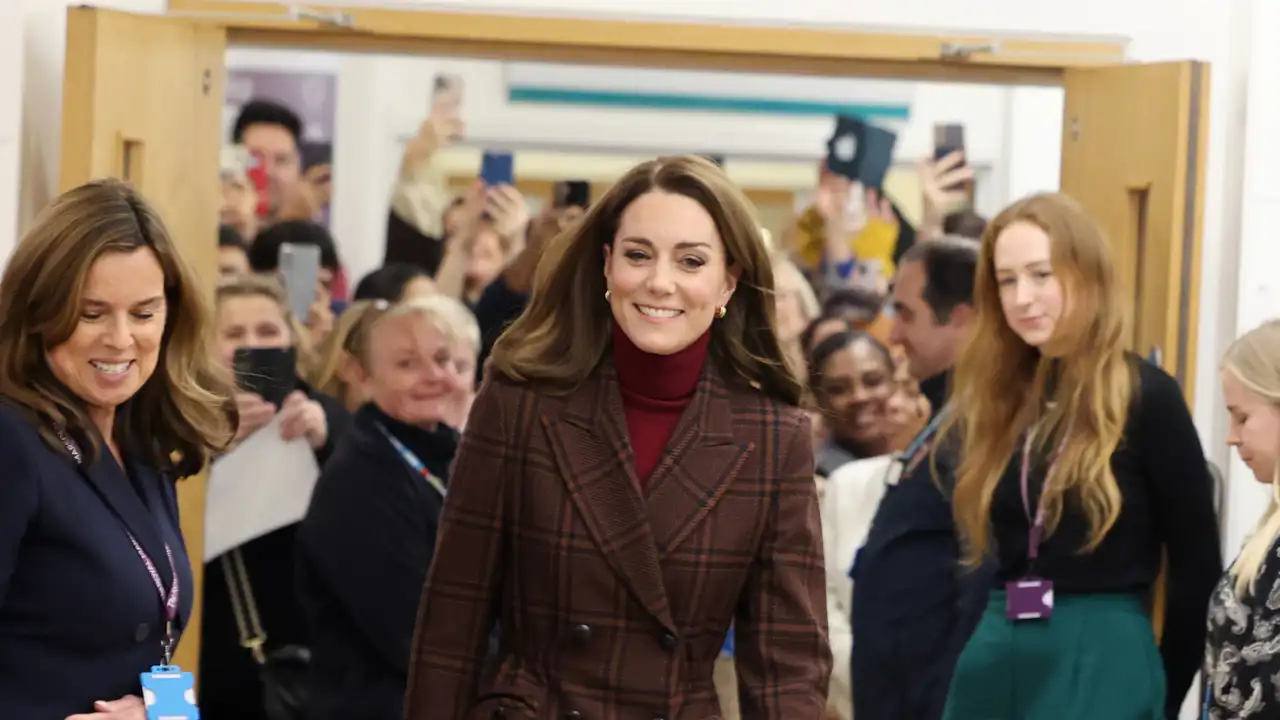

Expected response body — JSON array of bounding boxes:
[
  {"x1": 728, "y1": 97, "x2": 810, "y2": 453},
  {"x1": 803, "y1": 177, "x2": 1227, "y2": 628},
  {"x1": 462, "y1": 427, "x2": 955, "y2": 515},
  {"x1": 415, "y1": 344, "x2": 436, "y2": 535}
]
[{"x1": 404, "y1": 155, "x2": 832, "y2": 720}]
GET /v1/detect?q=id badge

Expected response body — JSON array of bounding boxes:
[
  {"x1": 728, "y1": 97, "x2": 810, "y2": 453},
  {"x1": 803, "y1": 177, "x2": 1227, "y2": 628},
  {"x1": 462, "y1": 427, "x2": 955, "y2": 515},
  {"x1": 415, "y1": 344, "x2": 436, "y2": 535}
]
[
  {"x1": 1005, "y1": 578, "x2": 1054, "y2": 621},
  {"x1": 140, "y1": 666, "x2": 199, "y2": 720}
]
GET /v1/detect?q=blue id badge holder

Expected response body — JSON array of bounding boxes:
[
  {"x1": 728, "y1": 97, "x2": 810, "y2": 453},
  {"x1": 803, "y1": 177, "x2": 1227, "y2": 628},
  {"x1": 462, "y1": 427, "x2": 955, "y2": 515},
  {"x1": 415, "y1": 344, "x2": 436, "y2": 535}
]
[{"x1": 140, "y1": 665, "x2": 199, "y2": 720}]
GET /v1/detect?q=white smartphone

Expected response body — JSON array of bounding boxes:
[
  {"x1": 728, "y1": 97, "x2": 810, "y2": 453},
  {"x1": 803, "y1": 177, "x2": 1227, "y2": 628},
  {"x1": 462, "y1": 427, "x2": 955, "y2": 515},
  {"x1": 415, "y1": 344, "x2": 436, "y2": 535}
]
[
  {"x1": 431, "y1": 73, "x2": 464, "y2": 118},
  {"x1": 277, "y1": 243, "x2": 321, "y2": 322}
]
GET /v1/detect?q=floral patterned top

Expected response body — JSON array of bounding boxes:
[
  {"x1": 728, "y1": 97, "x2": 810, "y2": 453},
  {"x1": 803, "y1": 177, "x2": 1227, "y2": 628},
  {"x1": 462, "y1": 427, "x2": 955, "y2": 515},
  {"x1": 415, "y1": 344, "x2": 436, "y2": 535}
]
[{"x1": 1204, "y1": 538, "x2": 1280, "y2": 719}]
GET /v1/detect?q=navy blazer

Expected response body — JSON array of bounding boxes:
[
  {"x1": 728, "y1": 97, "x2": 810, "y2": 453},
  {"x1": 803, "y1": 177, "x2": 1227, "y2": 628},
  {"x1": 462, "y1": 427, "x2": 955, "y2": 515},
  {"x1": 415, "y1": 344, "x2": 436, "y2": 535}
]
[
  {"x1": 849, "y1": 374, "x2": 993, "y2": 720},
  {"x1": 0, "y1": 402, "x2": 194, "y2": 717}
]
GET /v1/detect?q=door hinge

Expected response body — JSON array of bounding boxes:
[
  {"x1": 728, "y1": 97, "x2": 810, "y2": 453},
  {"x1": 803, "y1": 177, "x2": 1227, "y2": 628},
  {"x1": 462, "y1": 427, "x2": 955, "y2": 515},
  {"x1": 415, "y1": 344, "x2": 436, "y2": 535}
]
[
  {"x1": 166, "y1": 4, "x2": 355, "y2": 29},
  {"x1": 940, "y1": 41, "x2": 1001, "y2": 61}
]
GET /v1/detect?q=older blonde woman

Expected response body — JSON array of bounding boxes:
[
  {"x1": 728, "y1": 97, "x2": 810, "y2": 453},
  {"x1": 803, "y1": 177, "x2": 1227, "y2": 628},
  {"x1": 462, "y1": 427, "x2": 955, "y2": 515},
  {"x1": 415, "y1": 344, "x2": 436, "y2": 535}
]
[{"x1": 297, "y1": 296, "x2": 473, "y2": 719}]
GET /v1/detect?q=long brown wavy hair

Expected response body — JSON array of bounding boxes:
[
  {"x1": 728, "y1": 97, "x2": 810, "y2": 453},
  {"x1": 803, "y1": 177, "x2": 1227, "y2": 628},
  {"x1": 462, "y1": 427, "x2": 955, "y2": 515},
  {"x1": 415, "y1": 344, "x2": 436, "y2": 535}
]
[
  {"x1": 489, "y1": 155, "x2": 803, "y2": 405},
  {"x1": 943, "y1": 192, "x2": 1135, "y2": 566},
  {"x1": 0, "y1": 179, "x2": 236, "y2": 477}
]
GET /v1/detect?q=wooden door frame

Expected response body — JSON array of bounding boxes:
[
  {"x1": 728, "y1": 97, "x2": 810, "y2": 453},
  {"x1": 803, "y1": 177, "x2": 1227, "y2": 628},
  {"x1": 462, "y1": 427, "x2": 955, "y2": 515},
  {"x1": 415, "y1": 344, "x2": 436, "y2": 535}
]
[{"x1": 169, "y1": 0, "x2": 1128, "y2": 84}]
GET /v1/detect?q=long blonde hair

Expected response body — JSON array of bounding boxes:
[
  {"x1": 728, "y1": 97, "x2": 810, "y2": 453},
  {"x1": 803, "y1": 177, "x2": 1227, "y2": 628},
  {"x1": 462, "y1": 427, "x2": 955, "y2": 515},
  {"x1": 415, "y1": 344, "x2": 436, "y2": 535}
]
[
  {"x1": 307, "y1": 300, "x2": 389, "y2": 405},
  {"x1": 1222, "y1": 320, "x2": 1280, "y2": 595},
  {"x1": 945, "y1": 193, "x2": 1135, "y2": 565}
]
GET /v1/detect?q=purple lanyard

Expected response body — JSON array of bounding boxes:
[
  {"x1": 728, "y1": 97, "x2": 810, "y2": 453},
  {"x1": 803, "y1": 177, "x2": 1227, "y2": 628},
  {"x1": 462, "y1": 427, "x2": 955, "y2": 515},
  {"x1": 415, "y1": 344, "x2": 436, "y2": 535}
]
[
  {"x1": 55, "y1": 426, "x2": 180, "y2": 663},
  {"x1": 126, "y1": 532, "x2": 180, "y2": 663},
  {"x1": 1019, "y1": 429, "x2": 1068, "y2": 561}
]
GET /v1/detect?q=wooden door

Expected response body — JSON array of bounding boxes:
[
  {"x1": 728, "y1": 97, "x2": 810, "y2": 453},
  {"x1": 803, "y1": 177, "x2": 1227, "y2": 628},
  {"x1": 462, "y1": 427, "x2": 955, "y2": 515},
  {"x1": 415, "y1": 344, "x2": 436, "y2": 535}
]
[
  {"x1": 60, "y1": 6, "x2": 226, "y2": 676},
  {"x1": 1059, "y1": 61, "x2": 1209, "y2": 403}
]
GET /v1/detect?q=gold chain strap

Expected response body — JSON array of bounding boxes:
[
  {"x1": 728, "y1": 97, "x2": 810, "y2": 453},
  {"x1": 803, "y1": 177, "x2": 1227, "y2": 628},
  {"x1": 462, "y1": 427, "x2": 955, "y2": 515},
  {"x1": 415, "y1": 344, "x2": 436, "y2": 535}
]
[{"x1": 220, "y1": 548, "x2": 269, "y2": 664}]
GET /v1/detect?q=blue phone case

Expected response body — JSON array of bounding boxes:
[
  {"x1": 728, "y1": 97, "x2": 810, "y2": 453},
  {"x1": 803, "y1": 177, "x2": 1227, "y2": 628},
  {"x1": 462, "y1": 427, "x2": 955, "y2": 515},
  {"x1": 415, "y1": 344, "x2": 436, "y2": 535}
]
[
  {"x1": 140, "y1": 666, "x2": 199, "y2": 720},
  {"x1": 479, "y1": 151, "x2": 514, "y2": 187}
]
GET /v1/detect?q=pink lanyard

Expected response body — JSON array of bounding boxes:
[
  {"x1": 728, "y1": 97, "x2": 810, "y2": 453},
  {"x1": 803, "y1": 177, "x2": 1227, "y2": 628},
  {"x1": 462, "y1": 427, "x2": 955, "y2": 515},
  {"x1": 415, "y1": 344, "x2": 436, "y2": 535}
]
[
  {"x1": 55, "y1": 426, "x2": 180, "y2": 663},
  {"x1": 1019, "y1": 428, "x2": 1069, "y2": 562},
  {"x1": 126, "y1": 532, "x2": 180, "y2": 663}
]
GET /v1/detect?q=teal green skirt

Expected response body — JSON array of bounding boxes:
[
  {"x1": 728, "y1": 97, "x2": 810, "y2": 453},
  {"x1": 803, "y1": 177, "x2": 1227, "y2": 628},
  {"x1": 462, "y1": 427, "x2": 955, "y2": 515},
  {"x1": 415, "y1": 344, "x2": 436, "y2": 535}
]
[{"x1": 943, "y1": 590, "x2": 1165, "y2": 720}]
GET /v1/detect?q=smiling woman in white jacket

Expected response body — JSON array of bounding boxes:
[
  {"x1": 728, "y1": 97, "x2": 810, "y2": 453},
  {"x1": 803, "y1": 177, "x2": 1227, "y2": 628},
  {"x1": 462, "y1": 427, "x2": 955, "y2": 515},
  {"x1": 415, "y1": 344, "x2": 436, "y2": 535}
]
[
  {"x1": 819, "y1": 351, "x2": 929, "y2": 719},
  {"x1": 821, "y1": 454, "x2": 898, "y2": 719}
]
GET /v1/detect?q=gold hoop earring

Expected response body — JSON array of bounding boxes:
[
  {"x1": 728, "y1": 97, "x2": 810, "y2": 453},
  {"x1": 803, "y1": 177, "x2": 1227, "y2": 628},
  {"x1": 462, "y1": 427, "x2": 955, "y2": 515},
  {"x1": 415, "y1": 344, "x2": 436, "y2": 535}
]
[
  {"x1": 715, "y1": 305, "x2": 727, "y2": 319},
  {"x1": 604, "y1": 290, "x2": 611, "y2": 302}
]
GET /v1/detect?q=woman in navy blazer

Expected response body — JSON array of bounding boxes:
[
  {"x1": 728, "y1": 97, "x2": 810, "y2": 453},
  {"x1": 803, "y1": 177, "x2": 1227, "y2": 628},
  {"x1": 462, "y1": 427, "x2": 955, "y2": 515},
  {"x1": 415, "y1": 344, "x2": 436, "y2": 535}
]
[{"x1": 0, "y1": 179, "x2": 236, "y2": 719}]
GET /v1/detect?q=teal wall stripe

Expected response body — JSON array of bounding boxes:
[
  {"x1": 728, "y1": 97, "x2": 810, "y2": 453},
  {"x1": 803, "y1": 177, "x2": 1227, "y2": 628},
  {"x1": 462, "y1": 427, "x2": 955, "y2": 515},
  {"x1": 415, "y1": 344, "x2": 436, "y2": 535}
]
[{"x1": 507, "y1": 86, "x2": 911, "y2": 121}]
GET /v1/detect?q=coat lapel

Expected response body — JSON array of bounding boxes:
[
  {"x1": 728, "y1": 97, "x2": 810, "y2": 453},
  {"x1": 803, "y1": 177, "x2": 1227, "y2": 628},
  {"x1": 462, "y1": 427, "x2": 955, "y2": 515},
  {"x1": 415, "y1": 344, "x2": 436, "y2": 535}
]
[
  {"x1": 644, "y1": 367, "x2": 751, "y2": 559},
  {"x1": 64, "y1": 431, "x2": 175, "y2": 592},
  {"x1": 542, "y1": 363, "x2": 676, "y2": 632}
]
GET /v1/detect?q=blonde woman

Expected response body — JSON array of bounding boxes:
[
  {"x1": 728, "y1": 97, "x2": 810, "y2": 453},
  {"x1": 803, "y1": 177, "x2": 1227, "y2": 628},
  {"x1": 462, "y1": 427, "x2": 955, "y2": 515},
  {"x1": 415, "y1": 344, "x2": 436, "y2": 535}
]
[
  {"x1": 307, "y1": 300, "x2": 387, "y2": 413},
  {"x1": 771, "y1": 251, "x2": 820, "y2": 377},
  {"x1": 1205, "y1": 320, "x2": 1280, "y2": 718},
  {"x1": 941, "y1": 193, "x2": 1221, "y2": 719},
  {"x1": 297, "y1": 297, "x2": 470, "y2": 719}
]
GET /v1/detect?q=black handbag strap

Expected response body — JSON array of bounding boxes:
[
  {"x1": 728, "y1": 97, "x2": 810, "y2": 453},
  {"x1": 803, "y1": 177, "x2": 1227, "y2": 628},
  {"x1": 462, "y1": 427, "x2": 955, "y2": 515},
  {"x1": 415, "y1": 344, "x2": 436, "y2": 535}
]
[{"x1": 221, "y1": 548, "x2": 269, "y2": 665}]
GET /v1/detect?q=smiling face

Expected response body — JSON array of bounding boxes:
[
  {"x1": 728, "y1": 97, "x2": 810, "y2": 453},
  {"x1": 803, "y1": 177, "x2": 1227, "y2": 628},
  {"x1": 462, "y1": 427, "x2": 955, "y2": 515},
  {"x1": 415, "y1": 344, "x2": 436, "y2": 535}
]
[
  {"x1": 993, "y1": 220, "x2": 1065, "y2": 349},
  {"x1": 1223, "y1": 368, "x2": 1280, "y2": 484},
  {"x1": 603, "y1": 190, "x2": 738, "y2": 355},
  {"x1": 46, "y1": 248, "x2": 168, "y2": 416},
  {"x1": 361, "y1": 313, "x2": 459, "y2": 427},
  {"x1": 816, "y1": 337, "x2": 895, "y2": 448}
]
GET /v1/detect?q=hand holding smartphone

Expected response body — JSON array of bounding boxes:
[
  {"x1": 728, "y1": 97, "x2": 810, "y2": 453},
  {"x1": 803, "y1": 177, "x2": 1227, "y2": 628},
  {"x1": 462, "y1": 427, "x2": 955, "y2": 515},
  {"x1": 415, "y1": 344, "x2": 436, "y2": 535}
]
[
  {"x1": 933, "y1": 123, "x2": 969, "y2": 192},
  {"x1": 479, "y1": 151, "x2": 515, "y2": 188}
]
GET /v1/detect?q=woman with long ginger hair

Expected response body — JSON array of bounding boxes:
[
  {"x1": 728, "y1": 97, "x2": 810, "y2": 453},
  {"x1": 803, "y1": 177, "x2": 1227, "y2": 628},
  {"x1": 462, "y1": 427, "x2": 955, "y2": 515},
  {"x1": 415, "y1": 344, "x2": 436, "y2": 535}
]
[
  {"x1": 403, "y1": 155, "x2": 830, "y2": 719},
  {"x1": 939, "y1": 193, "x2": 1221, "y2": 720}
]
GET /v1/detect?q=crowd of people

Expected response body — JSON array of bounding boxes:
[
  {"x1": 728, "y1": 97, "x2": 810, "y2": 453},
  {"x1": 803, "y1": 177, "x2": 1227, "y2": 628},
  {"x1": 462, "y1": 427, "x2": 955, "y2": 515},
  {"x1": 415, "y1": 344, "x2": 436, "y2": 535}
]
[{"x1": 0, "y1": 90, "x2": 1273, "y2": 720}]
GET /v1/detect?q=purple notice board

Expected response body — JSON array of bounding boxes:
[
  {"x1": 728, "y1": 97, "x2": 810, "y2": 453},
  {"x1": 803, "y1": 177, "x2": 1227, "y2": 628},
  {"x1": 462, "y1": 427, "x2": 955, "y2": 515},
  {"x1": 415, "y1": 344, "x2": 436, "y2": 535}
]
[{"x1": 224, "y1": 69, "x2": 337, "y2": 226}]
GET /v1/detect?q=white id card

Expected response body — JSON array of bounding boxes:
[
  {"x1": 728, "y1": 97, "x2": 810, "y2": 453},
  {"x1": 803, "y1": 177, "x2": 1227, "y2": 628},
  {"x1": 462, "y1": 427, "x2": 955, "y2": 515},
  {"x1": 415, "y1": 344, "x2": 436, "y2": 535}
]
[{"x1": 140, "y1": 665, "x2": 199, "y2": 720}]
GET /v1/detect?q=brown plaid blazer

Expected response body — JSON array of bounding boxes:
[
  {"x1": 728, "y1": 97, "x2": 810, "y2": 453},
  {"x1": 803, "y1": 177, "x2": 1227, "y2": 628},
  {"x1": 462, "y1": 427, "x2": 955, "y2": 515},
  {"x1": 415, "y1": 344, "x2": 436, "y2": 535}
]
[{"x1": 403, "y1": 359, "x2": 831, "y2": 720}]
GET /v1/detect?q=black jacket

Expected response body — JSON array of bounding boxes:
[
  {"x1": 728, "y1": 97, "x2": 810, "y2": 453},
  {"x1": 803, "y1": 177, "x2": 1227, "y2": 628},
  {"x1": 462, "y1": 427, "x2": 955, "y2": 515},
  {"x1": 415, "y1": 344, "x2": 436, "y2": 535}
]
[
  {"x1": 0, "y1": 403, "x2": 195, "y2": 717},
  {"x1": 850, "y1": 372, "x2": 995, "y2": 720},
  {"x1": 296, "y1": 402, "x2": 458, "y2": 719}
]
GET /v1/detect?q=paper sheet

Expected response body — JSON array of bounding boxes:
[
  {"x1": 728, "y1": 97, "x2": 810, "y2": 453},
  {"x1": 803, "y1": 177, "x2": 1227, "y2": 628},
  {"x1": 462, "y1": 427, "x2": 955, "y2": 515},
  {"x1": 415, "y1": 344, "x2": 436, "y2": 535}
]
[{"x1": 204, "y1": 415, "x2": 321, "y2": 561}]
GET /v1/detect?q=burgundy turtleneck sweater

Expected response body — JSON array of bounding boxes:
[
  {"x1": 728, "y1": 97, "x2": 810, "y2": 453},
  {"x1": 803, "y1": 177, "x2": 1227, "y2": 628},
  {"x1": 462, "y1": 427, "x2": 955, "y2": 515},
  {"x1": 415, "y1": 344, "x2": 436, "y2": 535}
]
[{"x1": 611, "y1": 322, "x2": 710, "y2": 486}]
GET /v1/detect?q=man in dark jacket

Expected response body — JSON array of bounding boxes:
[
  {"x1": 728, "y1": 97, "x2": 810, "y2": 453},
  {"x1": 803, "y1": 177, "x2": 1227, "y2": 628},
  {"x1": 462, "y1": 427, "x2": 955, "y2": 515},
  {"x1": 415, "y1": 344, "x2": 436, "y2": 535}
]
[{"x1": 851, "y1": 236, "x2": 994, "y2": 720}]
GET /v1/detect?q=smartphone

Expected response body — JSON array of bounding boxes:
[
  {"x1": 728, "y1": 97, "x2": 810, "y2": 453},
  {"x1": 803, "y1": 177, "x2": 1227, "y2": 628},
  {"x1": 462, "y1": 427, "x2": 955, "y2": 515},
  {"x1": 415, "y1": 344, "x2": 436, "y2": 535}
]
[
  {"x1": 232, "y1": 347, "x2": 297, "y2": 408},
  {"x1": 278, "y1": 242, "x2": 321, "y2": 323},
  {"x1": 479, "y1": 151, "x2": 515, "y2": 188},
  {"x1": 933, "y1": 123, "x2": 968, "y2": 191},
  {"x1": 431, "y1": 73, "x2": 464, "y2": 120},
  {"x1": 934, "y1": 123, "x2": 966, "y2": 162},
  {"x1": 247, "y1": 150, "x2": 270, "y2": 218},
  {"x1": 826, "y1": 115, "x2": 897, "y2": 190}
]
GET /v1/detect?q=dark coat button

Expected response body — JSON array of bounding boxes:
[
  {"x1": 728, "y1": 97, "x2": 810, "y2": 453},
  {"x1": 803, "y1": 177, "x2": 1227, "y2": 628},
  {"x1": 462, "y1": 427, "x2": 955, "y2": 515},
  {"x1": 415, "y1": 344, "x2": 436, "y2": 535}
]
[
  {"x1": 571, "y1": 623, "x2": 592, "y2": 644},
  {"x1": 659, "y1": 631, "x2": 678, "y2": 652},
  {"x1": 134, "y1": 623, "x2": 150, "y2": 642},
  {"x1": 565, "y1": 712, "x2": 583, "y2": 720}
]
